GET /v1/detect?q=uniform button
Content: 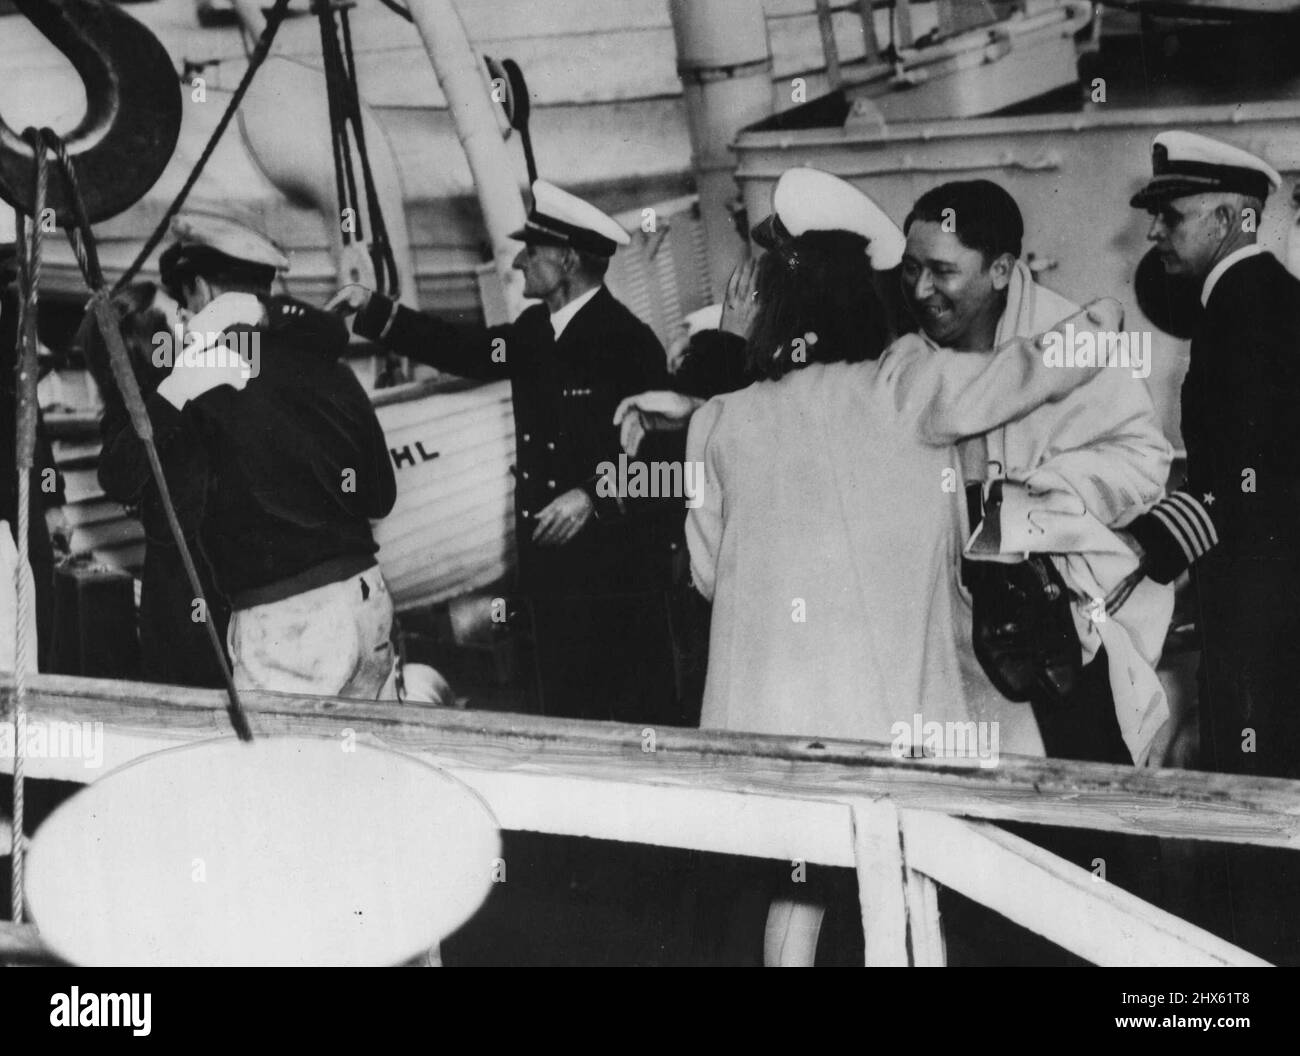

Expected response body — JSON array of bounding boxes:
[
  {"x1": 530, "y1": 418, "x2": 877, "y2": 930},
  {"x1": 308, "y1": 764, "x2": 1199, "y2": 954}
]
[
  {"x1": 546, "y1": 441, "x2": 555, "y2": 451},
  {"x1": 521, "y1": 510, "x2": 532, "y2": 519},
  {"x1": 547, "y1": 479, "x2": 556, "y2": 489},
  {"x1": 522, "y1": 433, "x2": 531, "y2": 443},
  {"x1": 522, "y1": 471, "x2": 530, "y2": 480}
]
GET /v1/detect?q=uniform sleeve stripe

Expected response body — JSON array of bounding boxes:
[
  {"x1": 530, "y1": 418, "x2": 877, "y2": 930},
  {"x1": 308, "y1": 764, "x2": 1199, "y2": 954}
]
[
  {"x1": 1165, "y1": 490, "x2": 1218, "y2": 549},
  {"x1": 1149, "y1": 505, "x2": 1198, "y2": 565},
  {"x1": 1158, "y1": 496, "x2": 1209, "y2": 556},
  {"x1": 1161, "y1": 495, "x2": 1214, "y2": 555}
]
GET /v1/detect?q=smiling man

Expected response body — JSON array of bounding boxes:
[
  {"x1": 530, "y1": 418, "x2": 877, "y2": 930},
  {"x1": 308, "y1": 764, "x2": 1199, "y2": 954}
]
[
  {"x1": 333, "y1": 180, "x2": 679, "y2": 724},
  {"x1": 900, "y1": 180, "x2": 1173, "y2": 767}
]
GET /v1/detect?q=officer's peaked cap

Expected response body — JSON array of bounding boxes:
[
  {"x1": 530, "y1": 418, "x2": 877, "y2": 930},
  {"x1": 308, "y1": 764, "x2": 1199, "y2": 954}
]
[
  {"x1": 512, "y1": 180, "x2": 631, "y2": 258},
  {"x1": 1131, "y1": 131, "x2": 1281, "y2": 210}
]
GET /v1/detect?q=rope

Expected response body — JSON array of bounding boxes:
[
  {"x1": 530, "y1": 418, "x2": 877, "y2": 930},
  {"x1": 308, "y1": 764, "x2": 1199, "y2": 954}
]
[
  {"x1": 316, "y1": 0, "x2": 400, "y2": 298},
  {"x1": 38, "y1": 129, "x2": 254, "y2": 742},
  {"x1": 314, "y1": 7, "x2": 356, "y2": 243},
  {"x1": 112, "y1": 0, "x2": 295, "y2": 294},
  {"x1": 375, "y1": 0, "x2": 413, "y2": 22},
  {"x1": 339, "y1": 9, "x2": 400, "y2": 297},
  {"x1": 9, "y1": 131, "x2": 48, "y2": 925}
]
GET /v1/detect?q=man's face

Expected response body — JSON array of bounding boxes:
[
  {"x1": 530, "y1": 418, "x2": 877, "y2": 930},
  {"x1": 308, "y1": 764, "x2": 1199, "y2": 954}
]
[
  {"x1": 1146, "y1": 194, "x2": 1228, "y2": 278},
  {"x1": 900, "y1": 221, "x2": 1003, "y2": 349},
  {"x1": 513, "y1": 242, "x2": 569, "y2": 300}
]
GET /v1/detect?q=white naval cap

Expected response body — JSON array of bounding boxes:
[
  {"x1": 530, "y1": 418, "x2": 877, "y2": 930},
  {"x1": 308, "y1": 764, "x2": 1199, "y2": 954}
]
[
  {"x1": 167, "y1": 212, "x2": 290, "y2": 271},
  {"x1": 752, "y1": 166, "x2": 906, "y2": 270},
  {"x1": 512, "y1": 179, "x2": 631, "y2": 258},
  {"x1": 1131, "y1": 130, "x2": 1282, "y2": 209},
  {"x1": 158, "y1": 212, "x2": 289, "y2": 298}
]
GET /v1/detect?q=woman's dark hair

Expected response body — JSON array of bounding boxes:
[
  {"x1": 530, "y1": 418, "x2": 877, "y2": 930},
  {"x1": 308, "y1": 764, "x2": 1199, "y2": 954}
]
[
  {"x1": 745, "y1": 230, "x2": 892, "y2": 381},
  {"x1": 84, "y1": 281, "x2": 173, "y2": 415}
]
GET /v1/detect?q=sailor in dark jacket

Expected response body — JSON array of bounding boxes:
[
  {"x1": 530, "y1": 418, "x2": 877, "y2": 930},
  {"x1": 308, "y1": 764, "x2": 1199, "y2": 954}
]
[
  {"x1": 1117, "y1": 130, "x2": 1300, "y2": 963},
  {"x1": 103, "y1": 214, "x2": 398, "y2": 698},
  {"x1": 335, "y1": 180, "x2": 679, "y2": 723}
]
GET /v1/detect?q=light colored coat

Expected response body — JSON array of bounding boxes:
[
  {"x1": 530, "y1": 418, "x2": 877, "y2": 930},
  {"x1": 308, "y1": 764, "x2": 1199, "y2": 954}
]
[
  {"x1": 686, "y1": 335, "x2": 1103, "y2": 743},
  {"x1": 957, "y1": 262, "x2": 1175, "y2": 762}
]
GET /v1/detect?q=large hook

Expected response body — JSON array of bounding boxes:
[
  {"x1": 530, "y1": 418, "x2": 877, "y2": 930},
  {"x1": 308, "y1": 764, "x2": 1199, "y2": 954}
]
[{"x1": 0, "y1": 0, "x2": 182, "y2": 226}]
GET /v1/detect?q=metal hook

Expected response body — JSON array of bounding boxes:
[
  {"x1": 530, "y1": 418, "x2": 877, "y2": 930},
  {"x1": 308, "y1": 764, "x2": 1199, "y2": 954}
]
[{"x1": 0, "y1": 0, "x2": 182, "y2": 225}]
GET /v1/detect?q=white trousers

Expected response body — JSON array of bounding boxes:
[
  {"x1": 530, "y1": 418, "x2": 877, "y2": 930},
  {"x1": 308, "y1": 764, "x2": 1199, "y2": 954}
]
[{"x1": 227, "y1": 565, "x2": 397, "y2": 700}]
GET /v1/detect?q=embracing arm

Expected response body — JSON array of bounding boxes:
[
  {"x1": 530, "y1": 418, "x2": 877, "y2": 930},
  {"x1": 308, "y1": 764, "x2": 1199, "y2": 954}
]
[{"x1": 886, "y1": 300, "x2": 1121, "y2": 446}]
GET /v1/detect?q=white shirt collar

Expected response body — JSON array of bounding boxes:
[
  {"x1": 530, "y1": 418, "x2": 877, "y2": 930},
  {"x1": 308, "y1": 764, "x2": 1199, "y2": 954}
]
[
  {"x1": 1201, "y1": 244, "x2": 1265, "y2": 307},
  {"x1": 549, "y1": 285, "x2": 601, "y2": 340}
]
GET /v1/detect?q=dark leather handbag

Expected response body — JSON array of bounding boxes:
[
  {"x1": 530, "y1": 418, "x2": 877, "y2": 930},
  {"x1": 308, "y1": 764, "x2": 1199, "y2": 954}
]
[{"x1": 963, "y1": 483, "x2": 1082, "y2": 707}]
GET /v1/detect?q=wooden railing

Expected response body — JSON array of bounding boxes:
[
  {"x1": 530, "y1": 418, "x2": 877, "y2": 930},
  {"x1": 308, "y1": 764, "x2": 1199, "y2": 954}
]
[{"x1": 3, "y1": 673, "x2": 1296, "y2": 965}]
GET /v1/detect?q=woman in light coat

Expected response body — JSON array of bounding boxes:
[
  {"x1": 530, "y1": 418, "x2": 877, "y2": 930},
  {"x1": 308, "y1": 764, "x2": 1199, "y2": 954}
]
[{"x1": 685, "y1": 230, "x2": 1115, "y2": 963}]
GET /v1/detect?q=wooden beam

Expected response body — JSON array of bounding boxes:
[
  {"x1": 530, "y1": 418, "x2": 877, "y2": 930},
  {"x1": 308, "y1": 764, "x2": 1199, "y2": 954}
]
[
  {"x1": 857, "y1": 0, "x2": 881, "y2": 64},
  {"x1": 852, "y1": 800, "x2": 908, "y2": 965},
  {"x1": 894, "y1": 0, "x2": 914, "y2": 48},
  {"x1": 903, "y1": 867, "x2": 946, "y2": 966},
  {"x1": 814, "y1": 0, "x2": 843, "y2": 89},
  {"x1": 4, "y1": 674, "x2": 1300, "y2": 851},
  {"x1": 901, "y1": 811, "x2": 1268, "y2": 967}
]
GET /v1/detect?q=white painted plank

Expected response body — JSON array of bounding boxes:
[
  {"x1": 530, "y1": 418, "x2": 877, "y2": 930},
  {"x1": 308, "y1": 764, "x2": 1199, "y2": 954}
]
[
  {"x1": 851, "y1": 799, "x2": 909, "y2": 965},
  {"x1": 901, "y1": 810, "x2": 1269, "y2": 967}
]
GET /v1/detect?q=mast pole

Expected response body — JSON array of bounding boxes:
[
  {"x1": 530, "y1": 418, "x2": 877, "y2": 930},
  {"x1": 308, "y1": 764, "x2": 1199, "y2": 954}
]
[
  {"x1": 406, "y1": 0, "x2": 528, "y2": 318},
  {"x1": 668, "y1": 0, "x2": 774, "y2": 301}
]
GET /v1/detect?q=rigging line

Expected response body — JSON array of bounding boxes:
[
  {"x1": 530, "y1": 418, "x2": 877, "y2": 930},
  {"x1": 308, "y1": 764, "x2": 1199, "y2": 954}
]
[
  {"x1": 375, "y1": 0, "x2": 414, "y2": 23},
  {"x1": 113, "y1": 0, "x2": 295, "y2": 294},
  {"x1": 9, "y1": 130, "x2": 48, "y2": 925},
  {"x1": 318, "y1": 4, "x2": 361, "y2": 247},
  {"x1": 41, "y1": 129, "x2": 253, "y2": 742},
  {"x1": 339, "y1": 7, "x2": 399, "y2": 296}
]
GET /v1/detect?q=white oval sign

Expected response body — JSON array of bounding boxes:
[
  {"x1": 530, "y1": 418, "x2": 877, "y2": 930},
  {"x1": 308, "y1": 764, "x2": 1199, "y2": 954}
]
[{"x1": 25, "y1": 736, "x2": 501, "y2": 966}]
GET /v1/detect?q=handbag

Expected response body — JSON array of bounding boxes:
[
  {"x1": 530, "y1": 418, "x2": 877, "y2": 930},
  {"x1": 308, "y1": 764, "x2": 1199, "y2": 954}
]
[{"x1": 963, "y1": 482, "x2": 1081, "y2": 707}]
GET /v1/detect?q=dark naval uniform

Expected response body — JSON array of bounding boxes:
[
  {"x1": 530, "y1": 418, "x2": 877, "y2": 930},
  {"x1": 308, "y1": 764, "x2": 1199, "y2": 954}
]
[
  {"x1": 1127, "y1": 131, "x2": 1300, "y2": 964},
  {"x1": 1129, "y1": 249, "x2": 1300, "y2": 778},
  {"x1": 1128, "y1": 248, "x2": 1300, "y2": 967},
  {"x1": 354, "y1": 285, "x2": 681, "y2": 723}
]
